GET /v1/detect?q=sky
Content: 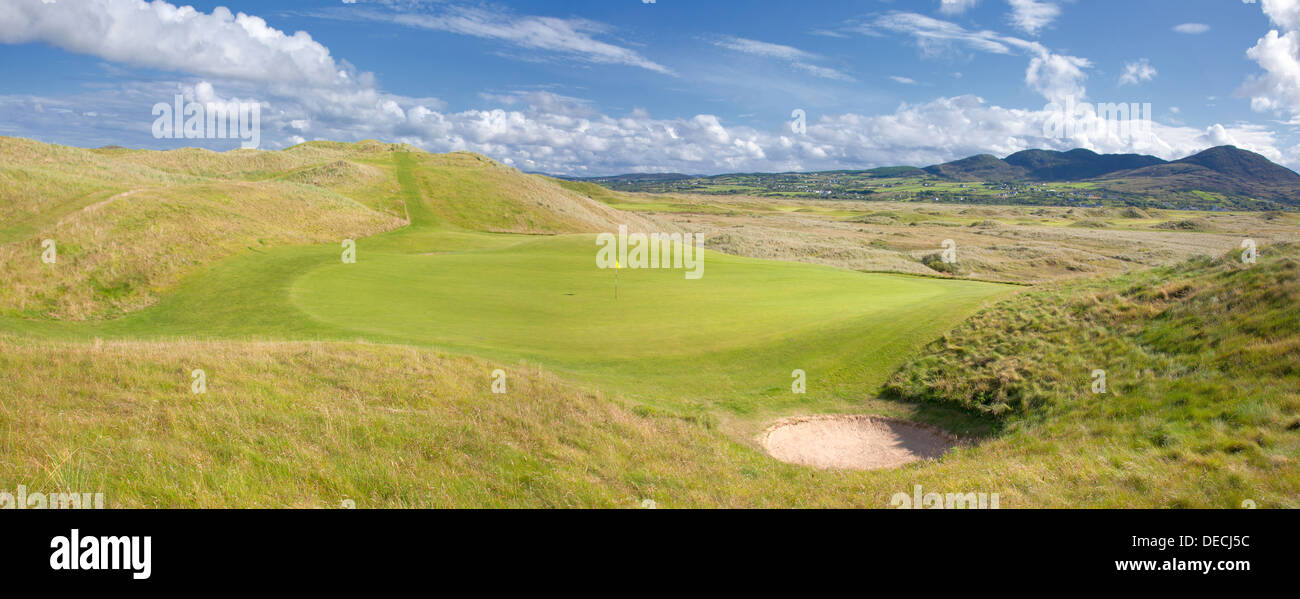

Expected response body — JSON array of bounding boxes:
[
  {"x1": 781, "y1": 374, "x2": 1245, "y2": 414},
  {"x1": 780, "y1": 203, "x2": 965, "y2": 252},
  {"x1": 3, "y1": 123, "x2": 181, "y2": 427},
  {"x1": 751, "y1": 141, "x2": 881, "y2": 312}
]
[{"x1": 1, "y1": 0, "x2": 1299, "y2": 175}]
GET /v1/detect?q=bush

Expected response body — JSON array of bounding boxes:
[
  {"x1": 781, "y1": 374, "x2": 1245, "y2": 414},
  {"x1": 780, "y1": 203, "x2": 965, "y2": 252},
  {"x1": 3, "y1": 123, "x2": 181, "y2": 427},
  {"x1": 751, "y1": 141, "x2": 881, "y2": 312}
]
[{"x1": 921, "y1": 253, "x2": 961, "y2": 274}]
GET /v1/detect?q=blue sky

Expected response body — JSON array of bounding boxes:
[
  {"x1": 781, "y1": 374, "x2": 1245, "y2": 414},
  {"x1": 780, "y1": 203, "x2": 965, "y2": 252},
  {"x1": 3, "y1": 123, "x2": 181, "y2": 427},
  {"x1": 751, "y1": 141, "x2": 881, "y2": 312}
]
[{"x1": 1, "y1": 0, "x2": 1298, "y2": 174}]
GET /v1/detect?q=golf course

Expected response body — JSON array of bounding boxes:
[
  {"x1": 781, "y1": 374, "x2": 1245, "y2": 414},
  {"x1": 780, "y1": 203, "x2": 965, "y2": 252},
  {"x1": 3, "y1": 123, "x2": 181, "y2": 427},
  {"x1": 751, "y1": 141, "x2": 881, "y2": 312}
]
[{"x1": 1, "y1": 138, "x2": 1296, "y2": 507}]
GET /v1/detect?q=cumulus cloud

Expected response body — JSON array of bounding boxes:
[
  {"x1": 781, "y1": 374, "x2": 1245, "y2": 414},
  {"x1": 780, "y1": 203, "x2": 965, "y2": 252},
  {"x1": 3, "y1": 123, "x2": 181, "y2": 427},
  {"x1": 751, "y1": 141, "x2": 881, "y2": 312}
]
[
  {"x1": 713, "y1": 36, "x2": 854, "y2": 81},
  {"x1": 1241, "y1": 0, "x2": 1300, "y2": 116},
  {"x1": 1006, "y1": 0, "x2": 1061, "y2": 35},
  {"x1": 1119, "y1": 59, "x2": 1157, "y2": 86},
  {"x1": 4, "y1": 79, "x2": 1281, "y2": 174},
  {"x1": 0, "y1": 0, "x2": 359, "y2": 87},
  {"x1": 1026, "y1": 52, "x2": 1090, "y2": 102}
]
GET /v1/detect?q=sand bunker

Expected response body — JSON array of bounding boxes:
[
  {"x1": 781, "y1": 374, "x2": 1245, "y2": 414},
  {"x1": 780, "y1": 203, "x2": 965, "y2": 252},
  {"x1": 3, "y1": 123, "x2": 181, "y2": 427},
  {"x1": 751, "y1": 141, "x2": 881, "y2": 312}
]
[{"x1": 761, "y1": 415, "x2": 956, "y2": 470}]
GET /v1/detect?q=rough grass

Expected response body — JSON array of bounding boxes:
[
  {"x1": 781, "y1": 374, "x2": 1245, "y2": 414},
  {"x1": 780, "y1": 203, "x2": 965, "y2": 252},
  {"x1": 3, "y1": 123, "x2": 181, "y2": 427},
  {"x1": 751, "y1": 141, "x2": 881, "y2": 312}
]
[
  {"x1": 0, "y1": 181, "x2": 402, "y2": 319},
  {"x1": 0, "y1": 138, "x2": 661, "y2": 320},
  {"x1": 880, "y1": 245, "x2": 1300, "y2": 506},
  {"x1": 592, "y1": 190, "x2": 1300, "y2": 284},
  {"x1": 0, "y1": 336, "x2": 743, "y2": 507},
  {"x1": 406, "y1": 152, "x2": 658, "y2": 234},
  {"x1": 0, "y1": 335, "x2": 1011, "y2": 508}
]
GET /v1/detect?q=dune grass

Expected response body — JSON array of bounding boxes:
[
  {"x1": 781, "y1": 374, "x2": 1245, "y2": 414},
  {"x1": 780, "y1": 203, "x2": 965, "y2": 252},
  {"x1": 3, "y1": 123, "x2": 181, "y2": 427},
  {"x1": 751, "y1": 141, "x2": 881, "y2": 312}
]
[{"x1": 882, "y1": 246, "x2": 1300, "y2": 507}]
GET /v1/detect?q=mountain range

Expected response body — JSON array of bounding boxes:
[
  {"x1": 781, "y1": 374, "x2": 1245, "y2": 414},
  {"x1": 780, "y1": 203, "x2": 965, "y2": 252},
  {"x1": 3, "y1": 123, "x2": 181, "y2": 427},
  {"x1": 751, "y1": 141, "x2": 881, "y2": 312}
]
[
  {"x1": 922, "y1": 146, "x2": 1300, "y2": 202},
  {"x1": 572, "y1": 145, "x2": 1300, "y2": 208}
]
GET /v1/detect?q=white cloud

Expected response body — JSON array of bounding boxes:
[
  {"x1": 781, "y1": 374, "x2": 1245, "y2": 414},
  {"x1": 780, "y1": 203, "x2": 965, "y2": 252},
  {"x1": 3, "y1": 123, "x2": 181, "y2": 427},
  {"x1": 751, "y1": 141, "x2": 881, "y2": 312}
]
[
  {"x1": 1173, "y1": 23, "x2": 1211, "y2": 34},
  {"x1": 1259, "y1": 0, "x2": 1300, "y2": 30},
  {"x1": 0, "y1": 0, "x2": 1286, "y2": 176},
  {"x1": 1119, "y1": 59, "x2": 1157, "y2": 86},
  {"x1": 714, "y1": 36, "x2": 812, "y2": 61},
  {"x1": 868, "y1": 12, "x2": 1020, "y2": 55},
  {"x1": 344, "y1": 4, "x2": 672, "y2": 75},
  {"x1": 867, "y1": 12, "x2": 1089, "y2": 102},
  {"x1": 6, "y1": 81, "x2": 1282, "y2": 174},
  {"x1": 1026, "y1": 52, "x2": 1090, "y2": 102},
  {"x1": 1242, "y1": 0, "x2": 1300, "y2": 116},
  {"x1": 939, "y1": 0, "x2": 980, "y2": 15},
  {"x1": 1006, "y1": 0, "x2": 1061, "y2": 35},
  {"x1": 891, "y1": 76, "x2": 919, "y2": 85},
  {"x1": 0, "y1": 0, "x2": 359, "y2": 88},
  {"x1": 713, "y1": 36, "x2": 854, "y2": 81}
]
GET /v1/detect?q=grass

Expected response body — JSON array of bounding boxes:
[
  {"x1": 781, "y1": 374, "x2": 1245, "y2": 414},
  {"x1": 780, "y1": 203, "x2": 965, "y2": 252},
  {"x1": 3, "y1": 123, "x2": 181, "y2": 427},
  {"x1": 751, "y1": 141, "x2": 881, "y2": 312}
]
[
  {"x1": 0, "y1": 181, "x2": 402, "y2": 319},
  {"x1": 2, "y1": 136, "x2": 1296, "y2": 507},
  {"x1": 882, "y1": 246, "x2": 1300, "y2": 506},
  {"x1": 0, "y1": 146, "x2": 1014, "y2": 422},
  {"x1": 290, "y1": 234, "x2": 1008, "y2": 415}
]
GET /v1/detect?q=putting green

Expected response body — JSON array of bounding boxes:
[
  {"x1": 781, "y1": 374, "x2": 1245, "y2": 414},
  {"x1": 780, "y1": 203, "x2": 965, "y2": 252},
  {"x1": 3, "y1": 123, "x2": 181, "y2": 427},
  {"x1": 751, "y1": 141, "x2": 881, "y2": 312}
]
[{"x1": 288, "y1": 233, "x2": 1012, "y2": 412}]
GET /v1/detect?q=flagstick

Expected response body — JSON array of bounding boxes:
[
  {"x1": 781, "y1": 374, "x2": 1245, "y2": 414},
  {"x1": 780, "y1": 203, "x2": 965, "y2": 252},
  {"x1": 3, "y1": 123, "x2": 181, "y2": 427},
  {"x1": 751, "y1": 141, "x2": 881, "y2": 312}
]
[{"x1": 615, "y1": 261, "x2": 619, "y2": 300}]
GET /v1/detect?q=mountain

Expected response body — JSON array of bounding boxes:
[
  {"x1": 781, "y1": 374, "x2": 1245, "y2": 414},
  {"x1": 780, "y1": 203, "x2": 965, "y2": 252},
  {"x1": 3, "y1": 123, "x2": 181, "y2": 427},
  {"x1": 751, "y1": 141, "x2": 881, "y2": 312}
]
[
  {"x1": 919, "y1": 145, "x2": 1300, "y2": 204},
  {"x1": 923, "y1": 154, "x2": 1026, "y2": 181},
  {"x1": 1177, "y1": 145, "x2": 1300, "y2": 182},
  {"x1": 925, "y1": 148, "x2": 1165, "y2": 182},
  {"x1": 1003, "y1": 148, "x2": 1165, "y2": 180},
  {"x1": 552, "y1": 145, "x2": 1298, "y2": 208},
  {"x1": 1099, "y1": 146, "x2": 1300, "y2": 202}
]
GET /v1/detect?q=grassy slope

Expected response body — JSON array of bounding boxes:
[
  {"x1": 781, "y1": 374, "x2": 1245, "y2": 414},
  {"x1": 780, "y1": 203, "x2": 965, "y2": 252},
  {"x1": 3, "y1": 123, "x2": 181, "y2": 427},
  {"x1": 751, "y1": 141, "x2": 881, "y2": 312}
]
[
  {"x1": 0, "y1": 139, "x2": 655, "y2": 320},
  {"x1": 0, "y1": 141, "x2": 1036, "y2": 507},
  {"x1": 0, "y1": 334, "x2": 1060, "y2": 508},
  {"x1": 882, "y1": 246, "x2": 1300, "y2": 506},
  {"x1": 0, "y1": 180, "x2": 402, "y2": 319}
]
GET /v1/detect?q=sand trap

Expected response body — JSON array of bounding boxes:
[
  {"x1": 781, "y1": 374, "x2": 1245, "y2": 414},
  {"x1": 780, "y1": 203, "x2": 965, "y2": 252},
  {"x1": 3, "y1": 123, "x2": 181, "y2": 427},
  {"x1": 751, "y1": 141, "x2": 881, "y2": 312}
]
[{"x1": 761, "y1": 415, "x2": 956, "y2": 470}]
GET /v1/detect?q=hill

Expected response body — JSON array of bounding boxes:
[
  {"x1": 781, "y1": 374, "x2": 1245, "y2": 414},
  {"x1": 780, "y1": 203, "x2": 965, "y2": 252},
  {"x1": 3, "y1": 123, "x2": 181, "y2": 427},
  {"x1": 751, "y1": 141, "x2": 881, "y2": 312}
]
[
  {"x1": 1002, "y1": 148, "x2": 1165, "y2": 180},
  {"x1": 1103, "y1": 146, "x2": 1300, "y2": 202},
  {"x1": 882, "y1": 245, "x2": 1300, "y2": 506},
  {"x1": 925, "y1": 145, "x2": 1300, "y2": 204},
  {"x1": 0, "y1": 136, "x2": 654, "y2": 319},
  {"x1": 923, "y1": 154, "x2": 1026, "y2": 181}
]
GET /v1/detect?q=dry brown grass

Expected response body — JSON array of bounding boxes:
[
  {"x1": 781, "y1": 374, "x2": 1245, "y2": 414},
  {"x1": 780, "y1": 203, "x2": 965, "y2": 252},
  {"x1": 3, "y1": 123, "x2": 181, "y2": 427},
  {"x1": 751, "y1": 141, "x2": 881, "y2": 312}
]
[{"x1": 615, "y1": 193, "x2": 1300, "y2": 283}]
